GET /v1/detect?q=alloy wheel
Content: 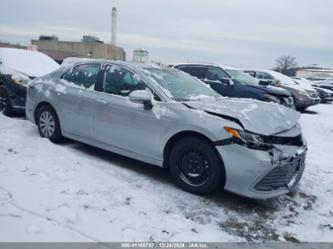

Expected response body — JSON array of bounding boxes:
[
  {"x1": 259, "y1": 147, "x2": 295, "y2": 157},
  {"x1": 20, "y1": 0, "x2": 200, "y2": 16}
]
[{"x1": 39, "y1": 111, "x2": 56, "y2": 138}]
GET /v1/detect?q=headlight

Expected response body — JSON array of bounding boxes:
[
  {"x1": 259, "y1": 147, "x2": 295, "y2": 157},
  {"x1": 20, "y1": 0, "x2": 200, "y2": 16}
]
[
  {"x1": 11, "y1": 74, "x2": 29, "y2": 86},
  {"x1": 263, "y1": 94, "x2": 281, "y2": 104},
  {"x1": 295, "y1": 89, "x2": 307, "y2": 96},
  {"x1": 224, "y1": 127, "x2": 273, "y2": 150}
]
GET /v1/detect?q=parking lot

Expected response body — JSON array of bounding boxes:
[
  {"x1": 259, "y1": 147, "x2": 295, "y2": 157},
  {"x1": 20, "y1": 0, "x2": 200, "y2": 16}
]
[{"x1": 0, "y1": 103, "x2": 332, "y2": 242}]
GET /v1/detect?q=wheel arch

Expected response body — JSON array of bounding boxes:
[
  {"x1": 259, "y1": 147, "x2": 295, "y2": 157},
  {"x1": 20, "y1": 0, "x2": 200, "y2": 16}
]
[
  {"x1": 163, "y1": 130, "x2": 227, "y2": 188},
  {"x1": 163, "y1": 131, "x2": 223, "y2": 163},
  {"x1": 34, "y1": 101, "x2": 57, "y2": 124}
]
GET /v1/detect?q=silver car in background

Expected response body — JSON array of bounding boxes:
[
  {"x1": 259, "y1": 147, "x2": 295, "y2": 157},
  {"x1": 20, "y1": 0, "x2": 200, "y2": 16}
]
[
  {"x1": 26, "y1": 60, "x2": 307, "y2": 199},
  {"x1": 245, "y1": 69, "x2": 320, "y2": 111}
]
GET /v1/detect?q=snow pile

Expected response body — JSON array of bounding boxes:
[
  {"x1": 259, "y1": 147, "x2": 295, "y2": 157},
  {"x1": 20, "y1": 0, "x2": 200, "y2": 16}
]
[
  {"x1": 0, "y1": 104, "x2": 332, "y2": 242},
  {"x1": 0, "y1": 48, "x2": 59, "y2": 77}
]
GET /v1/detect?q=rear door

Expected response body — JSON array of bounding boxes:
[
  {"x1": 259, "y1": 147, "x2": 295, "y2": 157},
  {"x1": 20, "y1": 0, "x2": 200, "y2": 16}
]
[{"x1": 55, "y1": 63, "x2": 101, "y2": 138}]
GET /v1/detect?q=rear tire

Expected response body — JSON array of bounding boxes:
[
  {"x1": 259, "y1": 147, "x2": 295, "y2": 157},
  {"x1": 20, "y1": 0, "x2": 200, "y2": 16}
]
[
  {"x1": 37, "y1": 105, "x2": 63, "y2": 143},
  {"x1": 0, "y1": 86, "x2": 13, "y2": 116},
  {"x1": 169, "y1": 137, "x2": 224, "y2": 195}
]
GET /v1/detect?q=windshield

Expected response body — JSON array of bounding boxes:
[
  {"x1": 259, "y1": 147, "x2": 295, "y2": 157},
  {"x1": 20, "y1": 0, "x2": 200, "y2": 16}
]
[
  {"x1": 224, "y1": 69, "x2": 259, "y2": 85},
  {"x1": 144, "y1": 68, "x2": 220, "y2": 101}
]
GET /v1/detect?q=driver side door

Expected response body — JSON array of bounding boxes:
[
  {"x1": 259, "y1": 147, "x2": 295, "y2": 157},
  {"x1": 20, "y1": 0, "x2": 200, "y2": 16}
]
[{"x1": 92, "y1": 64, "x2": 163, "y2": 164}]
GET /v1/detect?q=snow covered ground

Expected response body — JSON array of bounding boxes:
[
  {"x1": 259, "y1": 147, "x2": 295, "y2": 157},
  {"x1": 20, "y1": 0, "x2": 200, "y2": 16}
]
[{"x1": 0, "y1": 104, "x2": 332, "y2": 242}]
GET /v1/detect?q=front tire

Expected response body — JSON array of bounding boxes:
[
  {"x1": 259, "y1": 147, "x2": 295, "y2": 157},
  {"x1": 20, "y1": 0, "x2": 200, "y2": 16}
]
[
  {"x1": 169, "y1": 137, "x2": 224, "y2": 195},
  {"x1": 37, "y1": 105, "x2": 63, "y2": 143},
  {"x1": 0, "y1": 86, "x2": 13, "y2": 116}
]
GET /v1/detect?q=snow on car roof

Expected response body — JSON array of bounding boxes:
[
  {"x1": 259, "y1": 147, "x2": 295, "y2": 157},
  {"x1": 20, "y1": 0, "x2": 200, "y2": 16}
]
[
  {"x1": 173, "y1": 62, "x2": 237, "y2": 70},
  {"x1": 0, "y1": 48, "x2": 59, "y2": 77},
  {"x1": 61, "y1": 57, "x2": 164, "y2": 71}
]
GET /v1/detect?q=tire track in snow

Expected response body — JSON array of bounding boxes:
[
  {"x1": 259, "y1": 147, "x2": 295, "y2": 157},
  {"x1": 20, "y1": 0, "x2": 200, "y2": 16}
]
[{"x1": 0, "y1": 186, "x2": 110, "y2": 244}]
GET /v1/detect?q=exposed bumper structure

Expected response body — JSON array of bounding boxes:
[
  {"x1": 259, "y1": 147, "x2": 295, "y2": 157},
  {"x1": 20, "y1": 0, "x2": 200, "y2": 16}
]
[{"x1": 217, "y1": 141, "x2": 307, "y2": 199}]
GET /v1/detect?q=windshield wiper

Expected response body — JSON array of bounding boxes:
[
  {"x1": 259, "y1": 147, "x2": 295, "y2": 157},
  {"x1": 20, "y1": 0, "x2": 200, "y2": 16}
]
[{"x1": 174, "y1": 98, "x2": 192, "y2": 102}]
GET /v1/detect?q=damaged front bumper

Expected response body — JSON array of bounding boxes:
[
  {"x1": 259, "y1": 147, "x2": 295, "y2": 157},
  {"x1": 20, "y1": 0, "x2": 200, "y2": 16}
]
[{"x1": 216, "y1": 138, "x2": 307, "y2": 200}]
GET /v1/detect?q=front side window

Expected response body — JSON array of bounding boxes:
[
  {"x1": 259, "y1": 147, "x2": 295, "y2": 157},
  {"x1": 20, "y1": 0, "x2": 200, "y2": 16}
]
[
  {"x1": 205, "y1": 67, "x2": 229, "y2": 82},
  {"x1": 245, "y1": 71, "x2": 256, "y2": 77},
  {"x1": 262, "y1": 72, "x2": 274, "y2": 80},
  {"x1": 255, "y1": 72, "x2": 274, "y2": 80},
  {"x1": 224, "y1": 69, "x2": 259, "y2": 85},
  {"x1": 103, "y1": 65, "x2": 147, "y2": 96},
  {"x1": 71, "y1": 64, "x2": 100, "y2": 89}
]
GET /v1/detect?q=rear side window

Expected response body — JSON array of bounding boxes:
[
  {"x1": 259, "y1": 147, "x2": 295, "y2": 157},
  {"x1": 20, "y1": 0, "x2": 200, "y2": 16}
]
[
  {"x1": 177, "y1": 66, "x2": 206, "y2": 79},
  {"x1": 62, "y1": 64, "x2": 101, "y2": 89},
  {"x1": 72, "y1": 64, "x2": 100, "y2": 89},
  {"x1": 62, "y1": 68, "x2": 73, "y2": 82}
]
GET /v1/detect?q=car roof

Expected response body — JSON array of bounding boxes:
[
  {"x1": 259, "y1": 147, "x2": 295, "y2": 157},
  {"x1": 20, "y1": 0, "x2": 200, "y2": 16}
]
[
  {"x1": 173, "y1": 62, "x2": 237, "y2": 70},
  {"x1": 61, "y1": 57, "x2": 163, "y2": 71}
]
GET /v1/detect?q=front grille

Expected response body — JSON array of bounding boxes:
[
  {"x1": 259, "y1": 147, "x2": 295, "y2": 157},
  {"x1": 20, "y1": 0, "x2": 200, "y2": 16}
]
[
  {"x1": 254, "y1": 152, "x2": 306, "y2": 191},
  {"x1": 262, "y1": 134, "x2": 303, "y2": 146}
]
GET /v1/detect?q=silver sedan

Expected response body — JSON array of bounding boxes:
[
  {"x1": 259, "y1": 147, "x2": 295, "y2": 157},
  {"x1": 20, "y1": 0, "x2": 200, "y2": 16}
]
[{"x1": 26, "y1": 60, "x2": 307, "y2": 199}]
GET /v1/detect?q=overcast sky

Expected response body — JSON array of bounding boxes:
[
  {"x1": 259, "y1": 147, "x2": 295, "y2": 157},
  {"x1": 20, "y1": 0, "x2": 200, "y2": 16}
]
[{"x1": 1, "y1": 0, "x2": 332, "y2": 68}]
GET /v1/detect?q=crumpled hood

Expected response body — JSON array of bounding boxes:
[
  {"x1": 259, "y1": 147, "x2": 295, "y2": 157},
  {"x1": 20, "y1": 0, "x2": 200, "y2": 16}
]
[{"x1": 186, "y1": 98, "x2": 300, "y2": 136}]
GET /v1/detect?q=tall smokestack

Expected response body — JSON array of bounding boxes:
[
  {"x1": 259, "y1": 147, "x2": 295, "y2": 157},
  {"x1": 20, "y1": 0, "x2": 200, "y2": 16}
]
[{"x1": 111, "y1": 7, "x2": 117, "y2": 46}]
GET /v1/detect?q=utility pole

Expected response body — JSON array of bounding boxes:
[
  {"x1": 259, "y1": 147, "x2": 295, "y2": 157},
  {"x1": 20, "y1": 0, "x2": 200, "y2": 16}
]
[{"x1": 111, "y1": 7, "x2": 117, "y2": 46}]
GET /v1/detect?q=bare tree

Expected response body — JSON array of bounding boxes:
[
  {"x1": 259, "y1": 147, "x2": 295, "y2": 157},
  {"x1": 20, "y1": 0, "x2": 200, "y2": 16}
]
[{"x1": 274, "y1": 55, "x2": 298, "y2": 75}]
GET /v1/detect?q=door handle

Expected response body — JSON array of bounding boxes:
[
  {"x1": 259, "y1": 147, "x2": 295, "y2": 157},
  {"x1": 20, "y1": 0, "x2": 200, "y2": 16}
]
[{"x1": 97, "y1": 99, "x2": 108, "y2": 105}]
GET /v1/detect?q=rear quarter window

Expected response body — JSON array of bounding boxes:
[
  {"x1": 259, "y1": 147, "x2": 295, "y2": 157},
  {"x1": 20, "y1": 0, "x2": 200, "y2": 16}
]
[{"x1": 61, "y1": 64, "x2": 101, "y2": 89}]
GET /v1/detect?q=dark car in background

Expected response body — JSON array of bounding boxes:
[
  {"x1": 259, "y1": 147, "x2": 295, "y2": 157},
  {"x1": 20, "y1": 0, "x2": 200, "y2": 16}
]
[
  {"x1": 245, "y1": 69, "x2": 320, "y2": 111},
  {"x1": 311, "y1": 81, "x2": 333, "y2": 92},
  {"x1": 174, "y1": 63, "x2": 294, "y2": 108},
  {"x1": 0, "y1": 48, "x2": 59, "y2": 115},
  {"x1": 313, "y1": 87, "x2": 333, "y2": 103}
]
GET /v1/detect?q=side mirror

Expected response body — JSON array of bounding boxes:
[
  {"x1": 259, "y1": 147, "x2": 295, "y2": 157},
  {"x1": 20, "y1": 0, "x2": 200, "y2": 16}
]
[
  {"x1": 220, "y1": 77, "x2": 234, "y2": 85},
  {"x1": 129, "y1": 90, "x2": 153, "y2": 110}
]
